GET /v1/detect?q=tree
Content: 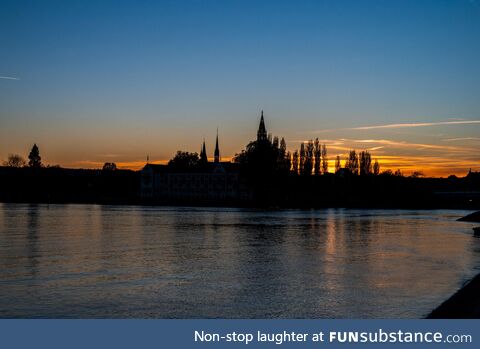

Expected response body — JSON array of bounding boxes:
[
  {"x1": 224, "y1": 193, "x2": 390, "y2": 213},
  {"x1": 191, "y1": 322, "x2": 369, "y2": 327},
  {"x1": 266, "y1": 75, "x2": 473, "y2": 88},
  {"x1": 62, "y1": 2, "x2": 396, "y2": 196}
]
[
  {"x1": 279, "y1": 138, "x2": 287, "y2": 159},
  {"x1": 335, "y1": 155, "x2": 341, "y2": 173},
  {"x1": 373, "y1": 159, "x2": 380, "y2": 175},
  {"x1": 102, "y1": 162, "x2": 117, "y2": 171},
  {"x1": 410, "y1": 171, "x2": 424, "y2": 178},
  {"x1": 284, "y1": 151, "x2": 291, "y2": 173},
  {"x1": 321, "y1": 144, "x2": 328, "y2": 174},
  {"x1": 345, "y1": 150, "x2": 359, "y2": 175},
  {"x1": 359, "y1": 151, "x2": 372, "y2": 176},
  {"x1": 292, "y1": 150, "x2": 299, "y2": 174},
  {"x1": 233, "y1": 135, "x2": 288, "y2": 204},
  {"x1": 3, "y1": 154, "x2": 26, "y2": 167},
  {"x1": 303, "y1": 140, "x2": 314, "y2": 175},
  {"x1": 314, "y1": 138, "x2": 321, "y2": 175},
  {"x1": 28, "y1": 144, "x2": 42, "y2": 168},
  {"x1": 299, "y1": 143, "x2": 305, "y2": 175},
  {"x1": 233, "y1": 137, "x2": 278, "y2": 176},
  {"x1": 272, "y1": 136, "x2": 279, "y2": 149},
  {"x1": 168, "y1": 151, "x2": 199, "y2": 170},
  {"x1": 394, "y1": 169, "x2": 403, "y2": 177},
  {"x1": 277, "y1": 138, "x2": 291, "y2": 173}
]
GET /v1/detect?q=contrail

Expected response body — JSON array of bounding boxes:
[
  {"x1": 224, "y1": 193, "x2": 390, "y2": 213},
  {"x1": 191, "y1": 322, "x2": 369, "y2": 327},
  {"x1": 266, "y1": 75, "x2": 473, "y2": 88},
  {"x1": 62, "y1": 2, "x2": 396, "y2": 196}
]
[
  {"x1": 350, "y1": 120, "x2": 480, "y2": 130},
  {"x1": 0, "y1": 76, "x2": 20, "y2": 80}
]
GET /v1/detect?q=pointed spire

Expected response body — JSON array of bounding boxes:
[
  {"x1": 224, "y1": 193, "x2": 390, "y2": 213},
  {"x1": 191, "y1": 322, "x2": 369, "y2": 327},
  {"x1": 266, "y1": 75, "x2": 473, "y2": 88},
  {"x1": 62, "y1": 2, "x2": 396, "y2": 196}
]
[
  {"x1": 214, "y1": 128, "x2": 220, "y2": 163},
  {"x1": 200, "y1": 138, "x2": 208, "y2": 164},
  {"x1": 257, "y1": 110, "x2": 267, "y2": 141}
]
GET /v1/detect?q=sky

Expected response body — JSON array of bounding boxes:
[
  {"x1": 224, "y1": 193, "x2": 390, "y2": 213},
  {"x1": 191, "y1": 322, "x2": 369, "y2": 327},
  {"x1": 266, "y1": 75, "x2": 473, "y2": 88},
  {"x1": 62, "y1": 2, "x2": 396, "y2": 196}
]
[{"x1": 1, "y1": 0, "x2": 479, "y2": 176}]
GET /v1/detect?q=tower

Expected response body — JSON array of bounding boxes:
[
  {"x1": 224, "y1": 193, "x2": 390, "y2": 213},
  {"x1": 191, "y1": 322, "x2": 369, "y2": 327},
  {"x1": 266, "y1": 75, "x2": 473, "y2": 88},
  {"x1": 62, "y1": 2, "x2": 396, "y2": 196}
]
[
  {"x1": 257, "y1": 110, "x2": 267, "y2": 142},
  {"x1": 200, "y1": 139, "x2": 208, "y2": 164},
  {"x1": 214, "y1": 129, "x2": 220, "y2": 163}
]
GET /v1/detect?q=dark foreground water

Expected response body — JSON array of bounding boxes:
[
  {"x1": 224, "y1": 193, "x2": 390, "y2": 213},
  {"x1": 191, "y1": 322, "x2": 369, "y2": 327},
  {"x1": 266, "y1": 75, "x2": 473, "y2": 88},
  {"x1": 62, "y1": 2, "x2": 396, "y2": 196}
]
[{"x1": 1, "y1": 204, "x2": 479, "y2": 318}]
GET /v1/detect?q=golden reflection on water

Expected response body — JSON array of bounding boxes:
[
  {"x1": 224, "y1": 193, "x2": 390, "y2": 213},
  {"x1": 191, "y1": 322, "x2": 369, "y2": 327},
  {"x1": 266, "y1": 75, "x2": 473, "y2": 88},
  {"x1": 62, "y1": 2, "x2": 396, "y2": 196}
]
[{"x1": 0, "y1": 204, "x2": 479, "y2": 318}]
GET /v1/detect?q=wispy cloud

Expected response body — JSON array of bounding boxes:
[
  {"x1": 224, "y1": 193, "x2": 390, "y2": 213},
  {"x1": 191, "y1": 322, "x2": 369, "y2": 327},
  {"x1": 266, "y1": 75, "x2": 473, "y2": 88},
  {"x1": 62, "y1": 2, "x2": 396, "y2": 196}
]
[
  {"x1": 290, "y1": 138, "x2": 475, "y2": 153},
  {"x1": 443, "y1": 137, "x2": 480, "y2": 142},
  {"x1": 0, "y1": 76, "x2": 20, "y2": 80},
  {"x1": 350, "y1": 120, "x2": 480, "y2": 130},
  {"x1": 352, "y1": 139, "x2": 475, "y2": 152}
]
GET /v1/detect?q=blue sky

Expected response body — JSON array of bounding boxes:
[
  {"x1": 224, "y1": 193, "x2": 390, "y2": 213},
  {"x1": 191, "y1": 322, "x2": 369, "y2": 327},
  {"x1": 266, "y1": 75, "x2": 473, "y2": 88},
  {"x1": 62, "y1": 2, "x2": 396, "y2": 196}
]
[{"x1": 1, "y1": 0, "x2": 479, "y2": 175}]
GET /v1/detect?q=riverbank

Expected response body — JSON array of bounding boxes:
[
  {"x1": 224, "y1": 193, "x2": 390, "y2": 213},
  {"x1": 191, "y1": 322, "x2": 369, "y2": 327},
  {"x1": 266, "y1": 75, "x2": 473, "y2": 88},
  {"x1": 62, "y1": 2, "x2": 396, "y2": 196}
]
[
  {"x1": 458, "y1": 210, "x2": 480, "y2": 222},
  {"x1": 427, "y1": 273, "x2": 480, "y2": 318},
  {"x1": 1, "y1": 166, "x2": 480, "y2": 209}
]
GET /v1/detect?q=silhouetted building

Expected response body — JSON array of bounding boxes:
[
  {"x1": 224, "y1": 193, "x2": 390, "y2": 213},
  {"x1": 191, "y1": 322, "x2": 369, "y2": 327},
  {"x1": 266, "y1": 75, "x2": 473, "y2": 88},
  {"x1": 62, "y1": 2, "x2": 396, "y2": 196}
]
[
  {"x1": 140, "y1": 162, "x2": 251, "y2": 202},
  {"x1": 140, "y1": 129, "x2": 252, "y2": 203}
]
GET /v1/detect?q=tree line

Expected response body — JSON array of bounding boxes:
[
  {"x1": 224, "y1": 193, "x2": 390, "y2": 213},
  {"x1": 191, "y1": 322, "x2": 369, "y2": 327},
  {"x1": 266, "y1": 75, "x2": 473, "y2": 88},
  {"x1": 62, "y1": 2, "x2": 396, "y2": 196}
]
[
  {"x1": 166, "y1": 134, "x2": 409, "y2": 177},
  {"x1": 2, "y1": 144, "x2": 42, "y2": 168},
  {"x1": 2, "y1": 144, "x2": 121, "y2": 171},
  {"x1": 4, "y1": 139, "x2": 415, "y2": 178},
  {"x1": 232, "y1": 135, "x2": 385, "y2": 176}
]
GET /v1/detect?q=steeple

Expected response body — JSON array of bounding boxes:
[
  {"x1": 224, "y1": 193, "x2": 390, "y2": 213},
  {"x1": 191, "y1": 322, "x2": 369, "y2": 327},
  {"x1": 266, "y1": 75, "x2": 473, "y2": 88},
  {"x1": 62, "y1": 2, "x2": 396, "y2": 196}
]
[
  {"x1": 257, "y1": 110, "x2": 267, "y2": 141},
  {"x1": 200, "y1": 139, "x2": 208, "y2": 164},
  {"x1": 214, "y1": 128, "x2": 220, "y2": 163}
]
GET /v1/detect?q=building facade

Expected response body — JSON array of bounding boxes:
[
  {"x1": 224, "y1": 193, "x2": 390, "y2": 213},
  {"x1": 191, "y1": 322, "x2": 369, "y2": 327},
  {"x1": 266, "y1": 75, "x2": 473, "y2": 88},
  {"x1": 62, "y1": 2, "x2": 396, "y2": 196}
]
[{"x1": 140, "y1": 161, "x2": 252, "y2": 203}]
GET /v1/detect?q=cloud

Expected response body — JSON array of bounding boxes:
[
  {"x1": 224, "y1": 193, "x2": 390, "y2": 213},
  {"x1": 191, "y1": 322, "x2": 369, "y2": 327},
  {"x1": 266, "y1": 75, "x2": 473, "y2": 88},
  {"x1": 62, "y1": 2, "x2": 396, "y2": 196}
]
[
  {"x1": 0, "y1": 76, "x2": 20, "y2": 80},
  {"x1": 290, "y1": 138, "x2": 475, "y2": 153},
  {"x1": 350, "y1": 120, "x2": 480, "y2": 130},
  {"x1": 443, "y1": 137, "x2": 480, "y2": 142},
  {"x1": 352, "y1": 139, "x2": 475, "y2": 152}
]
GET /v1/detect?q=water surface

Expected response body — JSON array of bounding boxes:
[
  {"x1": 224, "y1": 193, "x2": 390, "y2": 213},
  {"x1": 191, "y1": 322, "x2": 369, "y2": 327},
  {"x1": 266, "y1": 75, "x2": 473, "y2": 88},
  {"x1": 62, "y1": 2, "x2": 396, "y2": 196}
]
[{"x1": 1, "y1": 204, "x2": 479, "y2": 318}]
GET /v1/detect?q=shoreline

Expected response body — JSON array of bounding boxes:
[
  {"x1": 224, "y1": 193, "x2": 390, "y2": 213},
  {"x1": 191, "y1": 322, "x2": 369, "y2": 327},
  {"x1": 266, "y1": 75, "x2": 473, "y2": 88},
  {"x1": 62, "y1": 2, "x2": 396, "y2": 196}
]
[
  {"x1": 1, "y1": 199, "x2": 479, "y2": 211},
  {"x1": 427, "y1": 273, "x2": 480, "y2": 318}
]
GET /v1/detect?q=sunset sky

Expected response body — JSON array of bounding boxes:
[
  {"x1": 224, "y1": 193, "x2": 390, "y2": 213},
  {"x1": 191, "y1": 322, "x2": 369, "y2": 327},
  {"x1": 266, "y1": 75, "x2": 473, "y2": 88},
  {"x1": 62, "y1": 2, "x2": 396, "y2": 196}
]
[{"x1": 1, "y1": 0, "x2": 479, "y2": 177}]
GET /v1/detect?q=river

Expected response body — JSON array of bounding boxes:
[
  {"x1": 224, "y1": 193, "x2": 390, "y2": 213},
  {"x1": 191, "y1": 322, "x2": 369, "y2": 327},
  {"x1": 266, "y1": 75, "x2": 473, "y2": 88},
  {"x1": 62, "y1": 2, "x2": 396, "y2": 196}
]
[{"x1": 1, "y1": 204, "x2": 479, "y2": 318}]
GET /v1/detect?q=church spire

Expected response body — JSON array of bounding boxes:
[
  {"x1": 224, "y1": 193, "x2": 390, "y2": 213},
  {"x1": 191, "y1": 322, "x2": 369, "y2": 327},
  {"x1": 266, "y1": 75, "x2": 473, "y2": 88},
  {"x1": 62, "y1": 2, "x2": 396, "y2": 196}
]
[
  {"x1": 214, "y1": 128, "x2": 220, "y2": 163},
  {"x1": 257, "y1": 110, "x2": 267, "y2": 141},
  {"x1": 200, "y1": 138, "x2": 208, "y2": 164}
]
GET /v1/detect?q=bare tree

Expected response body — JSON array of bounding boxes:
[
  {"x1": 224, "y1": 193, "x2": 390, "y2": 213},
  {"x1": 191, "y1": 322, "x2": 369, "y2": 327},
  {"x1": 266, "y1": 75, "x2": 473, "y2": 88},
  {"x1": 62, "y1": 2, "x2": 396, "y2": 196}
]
[{"x1": 3, "y1": 154, "x2": 26, "y2": 168}]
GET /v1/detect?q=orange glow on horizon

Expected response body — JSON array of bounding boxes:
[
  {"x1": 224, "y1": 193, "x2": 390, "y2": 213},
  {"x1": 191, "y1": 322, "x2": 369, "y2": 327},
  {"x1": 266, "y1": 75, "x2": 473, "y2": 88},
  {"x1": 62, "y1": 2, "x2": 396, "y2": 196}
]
[{"x1": 64, "y1": 154, "x2": 477, "y2": 178}]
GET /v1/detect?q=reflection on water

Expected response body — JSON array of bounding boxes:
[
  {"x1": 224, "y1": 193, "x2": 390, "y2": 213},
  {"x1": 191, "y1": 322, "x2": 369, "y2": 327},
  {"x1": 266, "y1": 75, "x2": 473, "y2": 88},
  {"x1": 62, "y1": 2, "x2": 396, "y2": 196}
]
[{"x1": 0, "y1": 203, "x2": 479, "y2": 318}]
